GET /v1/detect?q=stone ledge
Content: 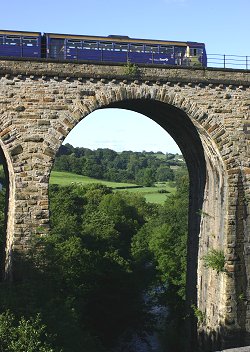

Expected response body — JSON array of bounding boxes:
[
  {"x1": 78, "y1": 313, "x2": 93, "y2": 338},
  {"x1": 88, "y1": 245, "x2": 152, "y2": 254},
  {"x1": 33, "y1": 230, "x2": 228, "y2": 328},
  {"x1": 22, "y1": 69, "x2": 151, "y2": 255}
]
[
  {"x1": 217, "y1": 347, "x2": 250, "y2": 351},
  {"x1": 0, "y1": 59, "x2": 250, "y2": 86}
]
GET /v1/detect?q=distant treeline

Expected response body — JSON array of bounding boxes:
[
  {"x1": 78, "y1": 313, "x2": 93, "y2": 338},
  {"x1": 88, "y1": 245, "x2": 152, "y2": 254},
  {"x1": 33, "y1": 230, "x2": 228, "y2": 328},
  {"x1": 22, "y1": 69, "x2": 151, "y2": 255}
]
[{"x1": 53, "y1": 144, "x2": 185, "y2": 186}]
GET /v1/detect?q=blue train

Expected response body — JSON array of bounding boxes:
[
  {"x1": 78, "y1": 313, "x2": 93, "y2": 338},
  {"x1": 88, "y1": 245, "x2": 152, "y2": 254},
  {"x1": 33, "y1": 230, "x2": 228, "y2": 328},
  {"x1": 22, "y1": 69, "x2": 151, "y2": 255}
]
[{"x1": 0, "y1": 29, "x2": 207, "y2": 67}]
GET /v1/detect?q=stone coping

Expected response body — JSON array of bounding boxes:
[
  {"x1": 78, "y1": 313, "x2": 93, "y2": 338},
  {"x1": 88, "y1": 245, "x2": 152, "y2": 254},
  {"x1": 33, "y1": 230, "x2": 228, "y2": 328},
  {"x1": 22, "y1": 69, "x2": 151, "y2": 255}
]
[{"x1": 217, "y1": 347, "x2": 250, "y2": 352}]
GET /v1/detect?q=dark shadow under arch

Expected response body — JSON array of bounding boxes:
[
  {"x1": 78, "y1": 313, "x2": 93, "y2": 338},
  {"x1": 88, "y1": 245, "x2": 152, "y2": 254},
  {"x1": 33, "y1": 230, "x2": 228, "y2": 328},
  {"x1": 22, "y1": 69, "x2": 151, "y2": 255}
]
[
  {"x1": 102, "y1": 99, "x2": 207, "y2": 349},
  {"x1": 0, "y1": 147, "x2": 10, "y2": 281}
]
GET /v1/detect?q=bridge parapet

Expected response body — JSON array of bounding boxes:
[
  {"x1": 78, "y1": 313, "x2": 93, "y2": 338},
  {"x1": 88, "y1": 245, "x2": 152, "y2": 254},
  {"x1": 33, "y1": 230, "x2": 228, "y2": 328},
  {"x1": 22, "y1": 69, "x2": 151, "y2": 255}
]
[{"x1": 0, "y1": 58, "x2": 250, "y2": 86}]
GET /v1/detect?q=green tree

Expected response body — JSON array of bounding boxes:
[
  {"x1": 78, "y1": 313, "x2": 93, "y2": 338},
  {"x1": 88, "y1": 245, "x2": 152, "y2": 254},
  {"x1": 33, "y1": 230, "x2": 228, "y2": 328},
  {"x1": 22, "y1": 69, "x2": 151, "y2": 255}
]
[
  {"x1": 132, "y1": 170, "x2": 189, "y2": 298},
  {"x1": 53, "y1": 155, "x2": 72, "y2": 172},
  {"x1": 49, "y1": 184, "x2": 85, "y2": 238},
  {"x1": 0, "y1": 311, "x2": 59, "y2": 352},
  {"x1": 155, "y1": 165, "x2": 174, "y2": 182},
  {"x1": 131, "y1": 171, "x2": 189, "y2": 351},
  {"x1": 0, "y1": 172, "x2": 188, "y2": 352},
  {"x1": 135, "y1": 168, "x2": 155, "y2": 186},
  {"x1": 41, "y1": 184, "x2": 155, "y2": 350},
  {"x1": 83, "y1": 156, "x2": 103, "y2": 179}
]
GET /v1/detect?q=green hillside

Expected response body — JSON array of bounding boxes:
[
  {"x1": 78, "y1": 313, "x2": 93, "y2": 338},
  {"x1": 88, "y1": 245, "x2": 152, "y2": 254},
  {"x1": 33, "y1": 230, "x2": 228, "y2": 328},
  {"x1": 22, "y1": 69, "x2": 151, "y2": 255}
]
[
  {"x1": 50, "y1": 171, "x2": 138, "y2": 187},
  {"x1": 50, "y1": 171, "x2": 176, "y2": 204}
]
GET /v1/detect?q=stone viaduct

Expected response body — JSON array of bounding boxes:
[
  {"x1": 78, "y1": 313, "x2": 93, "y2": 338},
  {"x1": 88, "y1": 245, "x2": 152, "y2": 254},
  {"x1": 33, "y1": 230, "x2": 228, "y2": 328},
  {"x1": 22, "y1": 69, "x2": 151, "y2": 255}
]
[{"x1": 0, "y1": 57, "x2": 249, "y2": 351}]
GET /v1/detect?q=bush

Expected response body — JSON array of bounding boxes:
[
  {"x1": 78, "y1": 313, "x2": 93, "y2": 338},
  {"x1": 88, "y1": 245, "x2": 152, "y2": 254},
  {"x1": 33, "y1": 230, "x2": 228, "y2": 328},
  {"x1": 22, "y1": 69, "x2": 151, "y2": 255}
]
[
  {"x1": 203, "y1": 249, "x2": 225, "y2": 273},
  {"x1": 191, "y1": 304, "x2": 206, "y2": 325},
  {"x1": 0, "y1": 311, "x2": 60, "y2": 352}
]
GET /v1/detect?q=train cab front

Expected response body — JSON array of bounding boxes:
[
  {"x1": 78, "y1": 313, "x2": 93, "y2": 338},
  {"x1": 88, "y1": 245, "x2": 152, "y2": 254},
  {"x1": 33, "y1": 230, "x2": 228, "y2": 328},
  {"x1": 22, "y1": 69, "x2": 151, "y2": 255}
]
[{"x1": 186, "y1": 42, "x2": 207, "y2": 67}]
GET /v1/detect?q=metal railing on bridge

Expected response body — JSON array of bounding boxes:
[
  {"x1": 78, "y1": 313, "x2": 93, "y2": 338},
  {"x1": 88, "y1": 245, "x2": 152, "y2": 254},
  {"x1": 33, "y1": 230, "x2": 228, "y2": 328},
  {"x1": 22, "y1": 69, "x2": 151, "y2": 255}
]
[{"x1": 207, "y1": 54, "x2": 250, "y2": 70}]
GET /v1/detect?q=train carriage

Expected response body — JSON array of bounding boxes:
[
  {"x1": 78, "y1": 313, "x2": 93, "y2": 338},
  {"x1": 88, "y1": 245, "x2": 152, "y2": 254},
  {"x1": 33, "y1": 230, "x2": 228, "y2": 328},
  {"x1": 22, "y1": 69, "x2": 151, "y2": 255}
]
[
  {"x1": 0, "y1": 30, "x2": 41, "y2": 58},
  {"x1": 45, "y1": 32, "x2": 207, "y2": 67},
  {"x1": 0, "y1": 29, "x2": 207, "y2": 67}
]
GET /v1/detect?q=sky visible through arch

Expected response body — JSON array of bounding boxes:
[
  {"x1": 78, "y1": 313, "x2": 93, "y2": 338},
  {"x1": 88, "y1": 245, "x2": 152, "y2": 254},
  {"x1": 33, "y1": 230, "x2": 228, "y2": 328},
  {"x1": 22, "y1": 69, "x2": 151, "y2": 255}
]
[
  {"x1": 2, "y1": 0, "x2": 249, "y2": 153},
  {"x1": 64, "y1": 108, "x2": 180, "y2": 153}
]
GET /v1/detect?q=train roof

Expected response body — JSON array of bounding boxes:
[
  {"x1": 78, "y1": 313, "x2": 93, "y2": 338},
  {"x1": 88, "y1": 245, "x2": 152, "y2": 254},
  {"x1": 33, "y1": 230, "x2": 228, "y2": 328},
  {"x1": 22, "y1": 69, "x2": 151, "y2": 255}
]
[
  {"x1": 45, "y1": 32, "x2": 205, "y2": 47},
  {"x1": 0, "y1": 29, "x2": 41, "y2": 37},
  {"x1": 0, "y1": 29, "x2": 205, "y2": 47}
]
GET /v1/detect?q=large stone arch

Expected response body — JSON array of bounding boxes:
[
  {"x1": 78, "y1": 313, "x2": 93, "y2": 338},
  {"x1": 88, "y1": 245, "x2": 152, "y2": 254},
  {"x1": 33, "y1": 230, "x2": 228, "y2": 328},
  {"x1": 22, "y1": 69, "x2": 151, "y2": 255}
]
[{"x1": 42, "y1": 85, "x2": 231, "y2": 349}]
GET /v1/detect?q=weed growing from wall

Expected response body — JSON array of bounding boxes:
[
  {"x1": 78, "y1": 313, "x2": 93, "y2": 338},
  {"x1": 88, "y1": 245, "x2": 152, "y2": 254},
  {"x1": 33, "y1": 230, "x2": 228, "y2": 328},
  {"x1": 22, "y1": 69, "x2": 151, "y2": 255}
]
[
  {"x1": 203, "y1": 249, "x2": 225, "y2": 273},
  {"x1": 191, "y1": 304, "x2": 206, "y2": 325},
  {"x1": 124, "y1": 60, "x2": 139, "y2": 77}
]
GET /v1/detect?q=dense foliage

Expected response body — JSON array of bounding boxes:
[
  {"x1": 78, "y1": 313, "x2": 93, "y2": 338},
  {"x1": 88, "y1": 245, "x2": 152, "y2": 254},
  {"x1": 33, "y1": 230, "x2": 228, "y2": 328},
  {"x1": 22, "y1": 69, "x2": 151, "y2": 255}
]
[
  {"x1": 132, "y1": 172, "x2": 189, "y2": 298},
  {"x1": 53, "y1": 144, "x2": 185, "y2": 186},
  {"x1": 0, "y1": 162, "x2": 189, "y2": 351},
  {"x1": 0, "y1": 311, "x2": 59, "y2": 352}
]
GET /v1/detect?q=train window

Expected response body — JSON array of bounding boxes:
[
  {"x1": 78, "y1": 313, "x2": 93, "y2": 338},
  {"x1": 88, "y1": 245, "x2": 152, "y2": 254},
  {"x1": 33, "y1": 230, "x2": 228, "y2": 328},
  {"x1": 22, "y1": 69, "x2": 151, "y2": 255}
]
[
  {"x1": 22, "y1": 37, "x2": 38, "y2": 46},
  {"x1": 67, "y1": 39, "x2": 82, "y2": 49},
  {"x1": 160, "y1": 46, "x2": 174, "y2": 54},
  {"x1": 0, "y1": 36, "x2": 3, "y2": 45},
  {"x1": 190, "y1": 48, "x2": 203, "y2": 56},
  {"x1": 83, "y1": 41, "x2": 98, "y2": 50},
  {"x1": 190, "y1": 48, "x2": 197, "y2": 56},
  {"x1": 175, "y1": 47, "x2": 186, "y2": 57},
  {"x1": 99, "y1": 42, "x2": 113, "y2": 51},
  {"x1": 144, "y1": 45, "x2": 158, "y2": 53},
  {"x1": 5, "y1": 36, "x2": 21, "y2": 45},
  {"x1": 114, "y1": 43, "x2": 128, "y2": 51},
  {"x1": 130, "y1": 44, "x2": 143, "y2": 52}
]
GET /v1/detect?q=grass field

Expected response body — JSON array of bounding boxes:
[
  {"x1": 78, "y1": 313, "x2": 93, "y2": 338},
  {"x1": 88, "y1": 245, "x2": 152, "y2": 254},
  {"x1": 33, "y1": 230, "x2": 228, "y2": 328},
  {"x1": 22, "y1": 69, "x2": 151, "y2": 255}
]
[
  {"x1": 50, "y1": 171, "x2": 139, "y2": 188},
  {"x1": 116, "y1": 183, "x2": 176, "y2": 204},
  {"x1": 50, "y1": 171, "x2": 176, "y2": 204}
]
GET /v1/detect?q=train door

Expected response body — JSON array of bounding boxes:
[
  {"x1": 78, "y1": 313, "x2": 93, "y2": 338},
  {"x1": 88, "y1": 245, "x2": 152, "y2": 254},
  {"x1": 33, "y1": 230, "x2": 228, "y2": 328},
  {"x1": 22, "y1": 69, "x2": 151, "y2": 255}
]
[
  {"x1": 174, "y1": 46, "x2": 186, "y2": 65},
  {"x1": 49, "y1": 38, "x2": 65, "y2": 59}
]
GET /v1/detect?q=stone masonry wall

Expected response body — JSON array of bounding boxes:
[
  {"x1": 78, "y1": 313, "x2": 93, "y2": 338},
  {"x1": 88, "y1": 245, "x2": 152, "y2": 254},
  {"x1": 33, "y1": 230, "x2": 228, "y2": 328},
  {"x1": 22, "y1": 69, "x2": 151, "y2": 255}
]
[{"x1": 0, "y1": 58, "x2": 249, "y2": 351}]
